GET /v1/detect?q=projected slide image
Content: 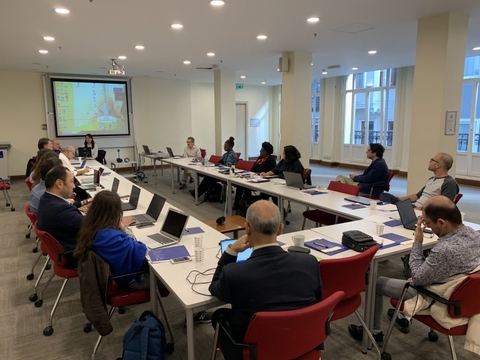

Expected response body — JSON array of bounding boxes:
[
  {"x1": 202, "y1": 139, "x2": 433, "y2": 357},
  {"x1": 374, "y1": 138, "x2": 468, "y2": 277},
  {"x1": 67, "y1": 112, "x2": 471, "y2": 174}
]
[{"x1": 53, "y1": 79, "x2": 130, "y2": 137}]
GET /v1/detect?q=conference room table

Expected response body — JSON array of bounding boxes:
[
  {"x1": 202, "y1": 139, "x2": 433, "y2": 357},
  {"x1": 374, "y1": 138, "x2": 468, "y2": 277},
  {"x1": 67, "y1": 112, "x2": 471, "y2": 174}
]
[{"x1": 138, "y1": 152, "x2": 171, "y2": 183}]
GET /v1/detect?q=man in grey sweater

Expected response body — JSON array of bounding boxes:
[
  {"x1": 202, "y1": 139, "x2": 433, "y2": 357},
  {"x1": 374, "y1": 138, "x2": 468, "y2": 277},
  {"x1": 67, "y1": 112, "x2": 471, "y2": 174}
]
[{"x1": 348, "y1": 195, "x2": 480, "y2": 345}]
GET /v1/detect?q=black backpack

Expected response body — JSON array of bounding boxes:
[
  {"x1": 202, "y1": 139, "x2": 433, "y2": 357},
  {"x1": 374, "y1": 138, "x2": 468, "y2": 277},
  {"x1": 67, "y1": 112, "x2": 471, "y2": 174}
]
[
  {"x1": 235, "y1": 195, "x2": 262, "y2": 217},
  {"x1": 205, "y1": 182, "x2": 223, "y2": 203}
]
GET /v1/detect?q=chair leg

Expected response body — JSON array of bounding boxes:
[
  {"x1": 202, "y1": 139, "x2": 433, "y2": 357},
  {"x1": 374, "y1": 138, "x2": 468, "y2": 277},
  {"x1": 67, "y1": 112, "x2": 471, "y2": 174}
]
[
  {"x1": 29, "y1": 256, "x2": 50, "y2": 302},
  {"x1": 447, "y1": 335, "x2": 458, "y2": 360},
  {"x1": 44, "y1": 278, "x2": 70, "y2": 334},
  {"x1": 92, "y1": 306, "x2": 116, "y2": 360},
  {"x1": 36, "y1": 270, "x2": 56, "y2": 307},
  {"x1": 210, "y1": 321, "x2": 220, "y2": 360},
  {"x1": 301, "y1": 206, "x2": 310, "y2": 230},
  {"x1": 27, "y1": 252, "x2": 44, "y2": 280},
  {"x1": 354, "y1": 310, "x2": 381, "y2": 359}
]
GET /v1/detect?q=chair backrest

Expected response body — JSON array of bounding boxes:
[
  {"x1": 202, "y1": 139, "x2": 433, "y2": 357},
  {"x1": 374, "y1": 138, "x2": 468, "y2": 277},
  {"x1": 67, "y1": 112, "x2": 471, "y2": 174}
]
[
  {"x1": 236, "y1": 160, "x2": 255, "y2": 171},
  {"x1": 303, "y1": 168, "x2": 312, "y2": 185},
  {"x1": 447, "y1": 274, "x2": 480, "y2": 318},
  {"x1": 33, "y1": 224, "x2": 68, "y2": 266},
  {"x1": 25, "y1": 203, "x2": 37, "y2": 224},
  {"x1": 319, "y1": 246, "x2": 378, "y2": 300},
  {"x1": 200, "y1": 148, "x2": 206, "y2": 158},
  {"x1": 235, "y1": 152, "x2": 241, "y2": 160},
  {"x1": 327, "y1": 180, "x2": 361, "y2": 196},
  {"x1": 243, "y1": 291, "x2": 344, "y2": 359},
  {"x1": 25, "y1": 177, "x2": 34, "y2": 191},
  {"x1": 96, "y1": 149, "x2": 107, "y2": 165},
  {"x1": 453, "y1": 192, "x2": 463, "y2": 205},
  {"x1": 384, "y1": 171, "x2": 395, "y2": 191},
  {"x1": 209, "y1": 154, "x2": 223, "y2": 163}
]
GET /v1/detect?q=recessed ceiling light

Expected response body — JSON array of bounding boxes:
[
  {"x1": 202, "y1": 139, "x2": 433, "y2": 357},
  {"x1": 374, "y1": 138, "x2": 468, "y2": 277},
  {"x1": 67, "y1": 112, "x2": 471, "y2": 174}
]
[
  {"x1": 261, "y1": 81, "x2": 266, "y2": 85},
  {"x1": 368, "y1": 50, "x2": 377, "y2": 55},
  {"x1": 307, "y1": 17, "x2": 320, "y2": 23},
  {"x1": 240, "y1": 75, "x2": 246, "y2": 79},
  {"x1": 207, "y1": 52, "x2": 215, "y2": 57},
  {"x1": 210, "y1": 0, "x2": 225, "y2": 6},
  {"x1": 277, "y1": 68, "x2": 280, "y2": 72},
  {"x1": 311, "y1": 63, "x2": 313, "y2": 66},
  {"x1": 183, "y1": 60, "x2": 191, "y2": 65},
  {"x1": 257, "y1": 35, "x2": 267, "y2": 40},
  {"x1": 473, "y1": 46, "x2": 480, "y2": 51},
  {"x1": 43, "y1": 36, "x2": 55, "y2": 41},
  {"x1": 55, "y1": 8, "x2": 70, "y2": 14},
  {"x1": 352, "y1": 67, "x2": 359, "y2": 70},
  {"x1": 171, "y1": 23, "x2": 183, "y2": 29},
  {"x1": 322, "y1": 70, "x2": 328, "y2": 75},
  {"x1": 135, "y1": 45, "x2": 145, "y2": 50},
  {"x1": 39, "y1": 50, "x2": 48, "y2": 54},
  {"x1": 118, "y1": 55, "x2": 127, "y2": 60}
]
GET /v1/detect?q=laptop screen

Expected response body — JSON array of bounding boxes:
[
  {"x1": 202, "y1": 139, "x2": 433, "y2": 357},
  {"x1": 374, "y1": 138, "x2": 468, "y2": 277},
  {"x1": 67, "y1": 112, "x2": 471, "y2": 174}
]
[
  {"x1": 220, "y1": 239, "x2": 252, "y2": 262},
  {"x1": 283, "y1": 171, "x2": 303, "y2": 188},
  {"x1": 166, "y1": 147, "x2": 174, "y2": 157},
  {"x1": 146, "y1": 194, "x2": 166, "y2": 220},
  {"x1": 93, "y1": 168, "x2": 104, "y2": 187},
  {"x1": 161, "y1": 209, "x2": 189, "y2": 238},
  {"x1": 111, "y1": 178, "x2": 119, "y2": 193},
  {"x1": 142, "y1": 145, "x2": 151, "y2": 154},
  {"x1": 396, "y1": 199, "x2": 417, "y2": 227},
  {"x1": 129, "y1": 186, "x2": 141, "y2": 206},
  {"x1": 78, "y1": 147, "x2": 92, "y2": 158}
]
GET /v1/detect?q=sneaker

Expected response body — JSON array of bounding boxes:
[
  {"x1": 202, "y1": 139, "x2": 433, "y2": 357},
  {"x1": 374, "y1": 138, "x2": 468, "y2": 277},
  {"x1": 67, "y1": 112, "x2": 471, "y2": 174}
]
[
  {"x1": 193, "y1": 311, "x2": 213, "y2": 324},
  {"x1": 179, "y1": 183, "x2": 187, "y2": 189},
  {"x1": 348, "y1": 324, "x2": 384, "y2": 347},
  {"x1": 387, "y1": 309, "x2": 410, "y2": 334}
]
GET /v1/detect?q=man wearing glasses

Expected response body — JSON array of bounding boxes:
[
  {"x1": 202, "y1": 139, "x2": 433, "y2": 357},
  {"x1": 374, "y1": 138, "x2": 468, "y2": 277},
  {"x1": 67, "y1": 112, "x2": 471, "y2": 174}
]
[
  {"x1": 59, "y1": 146, "x2": 90, "y2": 176},
  {"x1": 380, "y1": 152, "x2": 459, "y2": 209}
]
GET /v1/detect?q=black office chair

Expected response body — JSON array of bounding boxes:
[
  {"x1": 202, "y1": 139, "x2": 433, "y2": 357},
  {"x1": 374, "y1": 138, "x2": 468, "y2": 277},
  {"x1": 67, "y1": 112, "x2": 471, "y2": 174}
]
[{"x1": 96, "y1": 150, "x2": 107, "y2": 165}]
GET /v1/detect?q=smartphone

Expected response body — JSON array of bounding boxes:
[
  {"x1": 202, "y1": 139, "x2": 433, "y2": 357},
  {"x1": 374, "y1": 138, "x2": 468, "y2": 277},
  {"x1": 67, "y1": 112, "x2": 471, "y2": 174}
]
[{"x1": 170, "y1": 256, "x2": 192, "y2": 264}]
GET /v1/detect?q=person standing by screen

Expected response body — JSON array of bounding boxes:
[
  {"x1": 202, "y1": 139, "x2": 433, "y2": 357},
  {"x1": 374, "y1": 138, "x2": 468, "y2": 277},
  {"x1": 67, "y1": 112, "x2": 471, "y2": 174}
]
[{"x1": 84, "y1": 134, "x2": 97, "y2": 159}]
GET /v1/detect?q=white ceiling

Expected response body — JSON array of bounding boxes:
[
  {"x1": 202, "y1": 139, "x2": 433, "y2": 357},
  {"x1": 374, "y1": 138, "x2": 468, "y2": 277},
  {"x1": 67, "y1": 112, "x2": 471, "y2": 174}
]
[{"x1": 1, "y1": 0, "x2": 480, "y2": 85}]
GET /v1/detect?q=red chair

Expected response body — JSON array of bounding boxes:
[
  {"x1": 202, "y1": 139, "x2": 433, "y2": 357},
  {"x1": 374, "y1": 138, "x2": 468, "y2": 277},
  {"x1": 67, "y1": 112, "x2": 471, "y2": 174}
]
[
  {"x1": 235, "y1": 152, "x2": 241, "y2": 160},
  {"x1": 302, "y1": 180, "x2": 360, "y2": 229},
  {"x1": 236, "y1": 160, "x2": 255, "y2": 171},
  {"x1": 0, "y1": 177, "x2": 14, "y2": 211},
  {"x1": 33, "y1": 224, "x2": 78, "y2": 336},
  {"x1": 319, "y1": 246, "x2": 381, "y2": 357},
  {"x1": 382, "y1": 274, "x2": 480, "y2": 360},
  {"x1": 209, "y1": 154, "x2": 223, "y2": 164},
  {"x1": 25, "y1": 177, "x2": 34, "y2": 191},
  {"x1": 25, "y1": 204, "x2": 51, "y2": 285},
  {"x1": 25, "y1": 202, "x2": 36, "y2": 241},
  {"x1": 211, "y1": 291, "x2": 345, "y2": 360},
  {"x1": 453, "y1": 192, "x2": 463, "y2": 204},
  {"x1": 79, "y1": 251, "x2": 175, "y2": 358},
  {"x1": 365, "y1": 170, "x2": 395, "y2": 199}
]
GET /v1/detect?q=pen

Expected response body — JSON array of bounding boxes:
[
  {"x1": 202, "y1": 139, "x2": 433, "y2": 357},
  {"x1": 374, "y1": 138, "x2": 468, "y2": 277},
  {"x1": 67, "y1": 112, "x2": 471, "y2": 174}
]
[{"x1": 313, "y1": 241, "x2": 329, "y2": 248}]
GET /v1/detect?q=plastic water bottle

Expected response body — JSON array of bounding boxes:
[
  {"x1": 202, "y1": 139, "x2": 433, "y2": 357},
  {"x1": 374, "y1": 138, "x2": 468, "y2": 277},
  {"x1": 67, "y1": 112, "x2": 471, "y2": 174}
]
[
  {"x1": 230, "y1": 164, "x2": 235, "y2": 177},
  {"x1": 204, "y1": 153, "x2": 208, "y2": 167}
]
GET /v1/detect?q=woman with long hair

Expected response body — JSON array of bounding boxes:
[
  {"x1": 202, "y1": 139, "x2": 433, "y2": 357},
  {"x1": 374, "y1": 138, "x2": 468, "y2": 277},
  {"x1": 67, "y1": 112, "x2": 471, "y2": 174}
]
[
  {"x1": 84, "y1": 133, "x2": 97, "y2": 159},
  {"x1": 30, "y1": 149, "x2": 58, "y2": 185},
  {"x1": 260, "y1": 145, "x2": 304, "y2": 179},
  {"x1": 74, "y1": 190, "x2": 148, "y2": 288}
]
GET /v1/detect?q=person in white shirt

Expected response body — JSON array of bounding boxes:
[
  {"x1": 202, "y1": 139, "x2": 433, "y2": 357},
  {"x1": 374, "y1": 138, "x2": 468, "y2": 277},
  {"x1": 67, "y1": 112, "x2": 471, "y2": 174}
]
[
  {"x1": 179, "y1": 136, "x2": 202, "y2": 189},
  {"x1": 59, "y1": 146, "x2": 89, "y2": 176},
  {"x1": 84, "y1": 133, "x2": 98, "y2": 159}
]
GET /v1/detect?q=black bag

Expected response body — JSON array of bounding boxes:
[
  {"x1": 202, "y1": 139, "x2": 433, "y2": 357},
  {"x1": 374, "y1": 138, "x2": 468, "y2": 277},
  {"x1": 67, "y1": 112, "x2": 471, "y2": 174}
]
[
  {"x1": 205, "y1": 182, "x2": 223, "y2": 203},
  {"x1": 342, "y1": 230, "x2": 378, "y2": 252},
  {"x1": 235, "y1": 195, "x2": 262, "y2": 217}
]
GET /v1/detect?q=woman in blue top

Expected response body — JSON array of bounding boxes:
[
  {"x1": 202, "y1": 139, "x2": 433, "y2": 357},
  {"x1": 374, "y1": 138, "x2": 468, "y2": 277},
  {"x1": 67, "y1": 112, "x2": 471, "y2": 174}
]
[
  {"x1": 74, "y1": 190, "x2": 148, "y2": 288},
  {"x1": 191, "y1": 136, "x2": 238, "y2": 198}
]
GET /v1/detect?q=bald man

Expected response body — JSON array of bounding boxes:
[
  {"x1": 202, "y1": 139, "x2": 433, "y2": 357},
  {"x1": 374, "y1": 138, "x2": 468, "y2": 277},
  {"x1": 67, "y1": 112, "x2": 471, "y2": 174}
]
[
  {"x1": 59, "y1": 146, "x2": 89, "y2": 176},
  {"x1": 349, "y1": 196, "x2": 480, "y2": 346},
  {"x1": 209, "y1": 200, "x2": 322, "y2": 359},
  {"x1": 380, "y1": 152, "x2": 459, "y2": 209}
]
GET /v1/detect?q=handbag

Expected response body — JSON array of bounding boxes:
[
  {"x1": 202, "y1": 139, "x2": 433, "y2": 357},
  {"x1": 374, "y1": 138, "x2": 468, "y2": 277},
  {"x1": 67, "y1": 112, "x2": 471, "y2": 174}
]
[{"x1": 342, "y1": 230, "x2": 378, "y2": 252}]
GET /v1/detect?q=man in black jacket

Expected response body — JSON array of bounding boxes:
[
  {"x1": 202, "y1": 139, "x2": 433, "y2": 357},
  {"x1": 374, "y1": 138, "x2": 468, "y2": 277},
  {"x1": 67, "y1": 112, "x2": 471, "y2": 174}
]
[{"x1": 209, "y1": 200, "x2": 322, "y2": 359}]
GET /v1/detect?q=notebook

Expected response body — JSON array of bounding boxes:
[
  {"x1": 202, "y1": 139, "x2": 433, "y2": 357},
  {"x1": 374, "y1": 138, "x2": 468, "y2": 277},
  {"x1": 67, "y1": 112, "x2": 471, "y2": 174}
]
[
  {"x1": 131, "y1": 194, "x2": 166, "y2": 226},
  {"x1": 395, "y1": 198, "x2": 418, "y2": 230},
  {"x1": 344, "y1": 196, "x2": 381, "y2": 206},
  {"x1": 121, "y1": 185, "x2": 141, "y2": 211},
  {"x1": 166, "y1": 147, "x2": 182, "y2": 158},
  {"x1": 283, "y1": 171, "x2": 315, "y2": 189},
  {"x1": 147, "y1": 208, "x2": 190, "y2": 248},
  {"x1": 74, "y1": 158, "x2": 88, "y2": 170}
]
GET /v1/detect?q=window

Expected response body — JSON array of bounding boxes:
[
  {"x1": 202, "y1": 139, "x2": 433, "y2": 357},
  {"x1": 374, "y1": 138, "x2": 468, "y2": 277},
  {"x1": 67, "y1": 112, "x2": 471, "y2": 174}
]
[
  {"x1": 344, "y1": 69, "x2": 397, "y2": 147},
  {"x1": 458, "y1": 56, "x2": 480, "y2": 152},
  {"x1": 310, "y1": 79, "x2": 321, "y2": 143}
]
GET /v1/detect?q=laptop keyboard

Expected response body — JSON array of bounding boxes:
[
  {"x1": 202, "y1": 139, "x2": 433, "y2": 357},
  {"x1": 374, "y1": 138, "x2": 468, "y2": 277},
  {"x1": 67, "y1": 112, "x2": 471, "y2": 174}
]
[
  {"x1": 148, "y1": 233, "x2": 176, "y2": 246},
  {"x1": 133, "y1": 214, "x2": 153, "y2": 224}
]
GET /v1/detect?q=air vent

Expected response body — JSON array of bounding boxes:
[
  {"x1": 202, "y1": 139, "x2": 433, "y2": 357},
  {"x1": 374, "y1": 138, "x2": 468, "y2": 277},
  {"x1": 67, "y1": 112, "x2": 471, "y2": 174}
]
[{"x1": 328, "y1": 65, "x2": 341, "y2": 69}]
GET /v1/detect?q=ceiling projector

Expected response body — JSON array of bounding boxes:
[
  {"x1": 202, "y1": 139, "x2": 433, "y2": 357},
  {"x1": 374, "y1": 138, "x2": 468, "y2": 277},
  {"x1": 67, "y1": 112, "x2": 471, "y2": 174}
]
[{"x1": 108, "y1": 69, "x2": 125, "y2": 75}]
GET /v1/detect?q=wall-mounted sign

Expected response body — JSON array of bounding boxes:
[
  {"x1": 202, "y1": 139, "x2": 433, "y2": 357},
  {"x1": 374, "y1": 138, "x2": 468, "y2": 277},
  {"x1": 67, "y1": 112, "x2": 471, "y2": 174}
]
[{"x1": 445, "y1": 111, "x2": 457, "y2": 135}]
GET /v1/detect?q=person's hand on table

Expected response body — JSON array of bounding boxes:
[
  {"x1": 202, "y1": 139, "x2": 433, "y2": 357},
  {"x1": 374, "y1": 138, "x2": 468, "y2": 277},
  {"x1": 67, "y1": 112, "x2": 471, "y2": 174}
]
[
  {"x1": 122, "y1": 217, "x2": 136, "y2": 227},
  {"x1": 229, "y1": 235, "x2": 251, "y2": 253}
]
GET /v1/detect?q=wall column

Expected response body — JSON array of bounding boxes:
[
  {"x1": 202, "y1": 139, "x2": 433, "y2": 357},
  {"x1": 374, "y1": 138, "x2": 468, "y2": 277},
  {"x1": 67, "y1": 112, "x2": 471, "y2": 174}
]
[{"x1": 214, "y1": 70, "x2": 236, "y2": 155}]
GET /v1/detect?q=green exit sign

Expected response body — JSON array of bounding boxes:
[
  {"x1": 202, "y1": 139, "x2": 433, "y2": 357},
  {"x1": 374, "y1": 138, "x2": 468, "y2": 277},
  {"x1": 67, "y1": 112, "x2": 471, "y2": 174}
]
[{"x1": 236, "y1": 84, "x2": 244, "y2": 90}]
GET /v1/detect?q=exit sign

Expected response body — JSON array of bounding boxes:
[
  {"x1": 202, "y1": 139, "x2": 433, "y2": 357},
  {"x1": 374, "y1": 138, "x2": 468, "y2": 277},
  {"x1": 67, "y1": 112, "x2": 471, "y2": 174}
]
[{"x1": 236, "y1": 84, "x2": 244, "y2": 90}]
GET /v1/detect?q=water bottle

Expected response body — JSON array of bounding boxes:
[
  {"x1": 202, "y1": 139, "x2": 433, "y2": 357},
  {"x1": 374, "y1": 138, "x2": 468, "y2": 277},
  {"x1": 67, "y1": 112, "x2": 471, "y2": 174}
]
[
  {"x1": 204, "y1": 152, "x2": 208, "y2": 167},
  {"x1": 230, "y1": 164, "x2": 235, "y2": 177}
]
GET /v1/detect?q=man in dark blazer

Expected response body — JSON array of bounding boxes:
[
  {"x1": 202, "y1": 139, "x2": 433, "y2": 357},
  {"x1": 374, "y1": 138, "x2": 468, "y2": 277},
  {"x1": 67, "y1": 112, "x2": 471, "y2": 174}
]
[
  {"x1": 209, "y1": 200, "x2": 322, "y2": 359},
  {"x1": 37, "y1": 165, "x2": 84, "y2": 268}
]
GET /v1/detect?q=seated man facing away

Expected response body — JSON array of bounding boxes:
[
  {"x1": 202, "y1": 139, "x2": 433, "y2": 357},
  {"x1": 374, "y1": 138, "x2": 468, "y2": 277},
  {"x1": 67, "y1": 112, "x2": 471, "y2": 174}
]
[
  {"x1": 28, "y1": 157, "x2": 62, "y2": 214},
  {"x1": 348, "y1": 196, "x2": 480, "y2": 348},
  {"x1": 336, "y1": 143, "x2": 389, "y2": 197},
  {"x1": 209, "y1": 200, "x2": 322, "y2": 360},
  {"x1": 380, "y1": 152, "x2": 459, "y2": 209}
]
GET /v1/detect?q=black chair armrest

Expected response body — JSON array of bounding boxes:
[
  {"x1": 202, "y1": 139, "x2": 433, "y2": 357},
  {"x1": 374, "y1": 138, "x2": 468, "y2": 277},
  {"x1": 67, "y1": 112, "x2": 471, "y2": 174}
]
[
  {"x1": 217, "y1": 317, "x2": 257, "y2": 359},
  {"x1": 408, "y1": 283, "x2": 462, "y2": 316},
  {"x1": 110, "y1": 270, "x2": 148, "y2": 281},
  {"x1": 369, "y1": 183, "x2": 390, "y2": 197},
  {"x1": 58, "y1": 250, "x2": 75, "y2": 263}
]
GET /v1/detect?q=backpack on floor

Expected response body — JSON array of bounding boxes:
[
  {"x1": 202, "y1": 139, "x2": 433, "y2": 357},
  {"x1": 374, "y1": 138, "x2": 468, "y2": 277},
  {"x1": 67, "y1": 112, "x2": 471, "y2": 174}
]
[
  {"x1": 235, "y1": 195, "x2": 262, "y2": 217},
  {"x1": 121, "y1": 310, "x2": 166, "y2": 360},
  {"x1": 205, "y1": 182, "x2": 223, "y2": 203}
]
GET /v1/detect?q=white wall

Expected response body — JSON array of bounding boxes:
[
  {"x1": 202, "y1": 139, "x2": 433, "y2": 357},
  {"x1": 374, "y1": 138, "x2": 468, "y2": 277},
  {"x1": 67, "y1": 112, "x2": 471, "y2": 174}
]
[{"x1": 191, "y1": 82, "x2": 215, "y2": 155}]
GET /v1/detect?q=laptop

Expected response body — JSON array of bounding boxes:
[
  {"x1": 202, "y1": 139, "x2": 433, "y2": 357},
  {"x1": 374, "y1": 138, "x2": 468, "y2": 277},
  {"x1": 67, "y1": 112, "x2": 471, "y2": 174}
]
[
  {"x1": 395, "y1": 198, "x2": 418, "y2": 230},
  {"x1": 78, "y1": 147, "x2": 93, "y2": 158},
  {"x1": 344, "y1": 196, "x2": 381, "y2": 206},
  {"x1": 166, "y1": 147, "x2": 182, "y2": 158},
  {"x1": 122, "y1": 185, "x2": 141, "y2": 211},
  {"x1": 131, "y1": 194, "x2": 166, "y2": 226},
  {"x1": 142, "y1": 145, "x2": 154, "y2": 155},
  {"x1": 147, "y1": 208, "x2": 190, "y2": 247},
  {"x1": 74, "y1": 158, "x2": 88, "y2": 170},
  {"x1": 283, "y1": 171, "x2": 315, "y2": 189},
  {"x1": 111, "y1": 178, "x2": 129, "y2": 198},
  {"x1": 81, "y1": 168, "x2": 105, "y2": 189}
]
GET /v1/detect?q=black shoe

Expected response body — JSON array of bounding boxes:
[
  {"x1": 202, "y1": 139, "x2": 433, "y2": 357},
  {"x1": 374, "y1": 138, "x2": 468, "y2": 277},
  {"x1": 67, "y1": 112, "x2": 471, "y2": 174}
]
[
  {"x1": 193, "y1": 311, "x2": 213, "y2": 324},
  {"x1": 348, "y1": 324, "x2": 384, "y2": 347},
  {"x1": 179, "y1": 183, "x2": 187, "y2": 189},
  {"x1": 189, "y1": 190, "x2": 195, "y2": 198},
  {"x1": 387, "y1": 309, "x2": 410, "y2": 334}
]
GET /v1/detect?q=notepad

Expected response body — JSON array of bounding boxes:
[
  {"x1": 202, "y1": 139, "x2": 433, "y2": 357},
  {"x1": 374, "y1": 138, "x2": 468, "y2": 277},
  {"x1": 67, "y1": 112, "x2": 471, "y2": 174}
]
[
  {"x1": 183, "y1": 226, "x2": 204, "y2": 235},
  {"x1": 305, "y1": 239, "x2": 348, "y2": 256},
  {"x1": 302, "y1": 189, "x2": 327, "y2": 195},
  {"x1": 379, "y1": 233, "x2": 411, "y2": 243},
  {"x1": 148, "y1": 245, "x2": 191, "y2": 263},
  {"x1": 384, "y1": 219, "x2": 403, "y2": 227}
]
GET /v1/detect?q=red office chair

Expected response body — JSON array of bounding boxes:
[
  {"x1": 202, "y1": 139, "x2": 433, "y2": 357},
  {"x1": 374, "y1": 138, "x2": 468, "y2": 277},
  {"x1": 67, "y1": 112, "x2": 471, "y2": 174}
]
[
  {"x1": 211, "y1": 291, "x2": 345, "y2": 360},
  {"x1": 302, "y1": 180, "x2": 360, "y2": 229},
  {"x1": 0, "y1": 177, "x2": 14, "y2": 211},
  {"x1": 319, "y1": 246, "x2": 381, "y2": 357},
  {"x1": 33, "y1": 224, "x2": 78, "y2": 336},
  {"x1": 382, "y1": 274, "x2": 480, "y2": 360},
  {"x1": 366, "y1": 171, "x2": 395, "y2": 200},
  {"x1": 79, "y1": 251, "x2": 175, "y2": 359},
  {"x1": 25, "y1": 177, "x2": 34, "y2": 191},
  {"x1": 236, "y1": 160, "x2": 255, "y2": 171},
  {"x1": 25, "y1": 204, "x2": 51, "y2": 284},
  {"x1": 235, "y1": 152, "x2": 241, "y2": 160},
  {"x1": 453, "y1": 193, "x2": 463, "y2": 204},
  {"x1": 209, "y1": 154, "x2": 223, "y2": 164},
  {"x1": 25, "y1": 202, "x2": 37, "y2": 241}
]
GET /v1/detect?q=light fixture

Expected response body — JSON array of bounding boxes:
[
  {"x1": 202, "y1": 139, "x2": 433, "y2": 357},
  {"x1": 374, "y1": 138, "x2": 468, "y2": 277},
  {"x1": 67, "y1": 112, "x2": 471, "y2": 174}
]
[
  {"x1": 261, "y1": 81, "x2": 266, "y2": 85},
  {"x1": 368, "y1": 50, "x2": 377, "y2": 55},
  {"x1": 307, "y1": 17, "x2": 320, "y2": 23},
  {"x1": 352, "y1": 67, "x2": 359, "y2": 70},
  {"x1": 118, "y1": 55, "x2": 127, "y2": 60},
  {"x1": 277, "y1": 68, "x2": 280, "y2": 72},
  {"x1": 207, "y1": 52, "x2": 215, "y2": 57},
  {"x1": 43, "y1": 36, "x2": 55, "y2": 41},
  {"x1": 322, "y1": 70, "x2": 328, "y2": 75},
  {"x1": 473, "y1": 46, "x2": 480, "y2": 51},
  {"x1": 240, "y1": 75, "x2": 246, "y2": 79},
  {"x1": 183, "y1": 60, "x2": 191, "y2": 65},
  {"x1": 257, "y1": 35, "x2": 267, "y2": 40},
  {"x1": 135, "y1": 45, "x2": 145, "y2": 50},
  {"x1": 171, "y1": 23, "x2": 183, "y2": 29},
  {"x1": 55, "y1": 8, "x2": 70, "y2": 14},
  {"x1": 210, "y1": 0, "x2": 225, "y2": 6},
  {"x1": 311, "y1": 63, "x2": 313, "y2": 66},
  {"x1": 39, "y1": 50, "x2": 48, "y2": 54}
]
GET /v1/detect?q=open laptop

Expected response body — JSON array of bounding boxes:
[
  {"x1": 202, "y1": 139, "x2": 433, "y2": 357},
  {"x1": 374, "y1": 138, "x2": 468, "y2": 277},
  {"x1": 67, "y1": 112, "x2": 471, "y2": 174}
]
[
  {"x1": 81, "y1": 168, "x2": 104, "y2": 189},
  {"x1": 78, "y1": 147, "x2": 92, "y2": 158},
  {"x1": 74, "y1": 158, "x2": 88, "y2": 170},
  {"x1": 131, "y1": 194, "x2": 166, "y2": 226},
  {"x1": 395, "y1": 198, "x2": 418, "y2": 230},
  {"x1": 344, "y1": 196, "x2": 381, "y2": 206},
  {"x1": 111, "y1": 178, "x2": 129, "y2": 198},
  {"x1": 147, "y1": 208, "x2": 190, "y2": 248},
  {"x1": 122, "y1": 185, "x2": 141, "y2": 211},
  {"x1": 283, "y1": 171, "x2": 315, "y2": 189},
  {"x1": 142, "y1": 145, "x2": 154, "y2": 155},
  {"x1": 166, "y1": 147, "x2": 182, "y2": 158}
]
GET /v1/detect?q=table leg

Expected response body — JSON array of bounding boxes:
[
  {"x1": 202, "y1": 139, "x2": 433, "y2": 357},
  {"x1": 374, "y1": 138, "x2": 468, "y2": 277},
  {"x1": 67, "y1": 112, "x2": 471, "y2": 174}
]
[
  {"x1": 153, "y1": 159, "x2": 158, "y2": 185},
  {"x1": 279, "y1": 196, "x2": 285, "y2": 223},
  {"x1": 149, "y1": 266, "x2": 158, "y2": 315},
  {"x1": 160, "y1": 159, "x2": 164, "y2": 176},
  {"x1": 186, "y1": 308, "x2": 195, "y2": 360},
  {"x1": 170, "y1": 163, "x2": 175, "y2": 193},
  {"x1": 226, "y1": 181, "x2": 232, "y2": 216},
  {"x1": 195, "y1": 173, "x2": 199, "y2": 205},
  {"x1": 362, "y1": 258, "x2": 378, "y2": 352}
]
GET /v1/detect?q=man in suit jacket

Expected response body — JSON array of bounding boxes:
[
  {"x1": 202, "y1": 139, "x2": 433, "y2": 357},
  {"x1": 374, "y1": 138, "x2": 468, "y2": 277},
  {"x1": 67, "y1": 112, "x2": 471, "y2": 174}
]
[
  {"x1": 209, "y1": 200, "x2": 322, "y2": 359},
  {"x1": 37, "y1": 165, "x2": 84, "y2": 268}
]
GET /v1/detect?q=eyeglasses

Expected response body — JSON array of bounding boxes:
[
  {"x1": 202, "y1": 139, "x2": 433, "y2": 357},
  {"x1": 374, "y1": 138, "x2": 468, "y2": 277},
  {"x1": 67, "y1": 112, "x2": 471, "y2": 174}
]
[{"x1": 430, "y1": 158, "x2": 439, "y2": 164}]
